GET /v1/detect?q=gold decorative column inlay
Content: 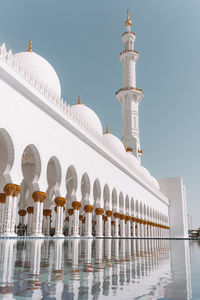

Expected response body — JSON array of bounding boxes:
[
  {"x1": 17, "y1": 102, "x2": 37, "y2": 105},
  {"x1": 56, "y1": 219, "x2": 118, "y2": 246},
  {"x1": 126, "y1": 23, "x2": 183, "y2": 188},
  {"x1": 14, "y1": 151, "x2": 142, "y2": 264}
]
[
  {"x1": 84, "y1": 205, "x2": 94, "y2": 213},
  {"x1": 27, "y1": 206, "x2": 34, "y2": 214},
  {"x1": 72, "y1": 201, "x2": 81, "y2": 210},
  {"x1": 79, "y1": 215, "x2": 83, "y2": 221},
  {"x1": 114, "y1": 212, "x2": 120, "y2": 218},
  {"x1": 43, "y1": 209, "x2": 51, "y2": 217},
  {"x1": 32, "y1": 191, "x2": 46, "y2": 203},
  {"x1": 0, "y1": 193, "x2": 6, "y2": 203},
  {"x1": 126, "y1": 216, "x2": 132, "y2": 222},
  {"x1": 65, "y1": 217, "x2": 69, "y2": 222},
  {"x1": 55, "y1": 197, "x2": 66, "y2": 207},
  {"x1": 95, "y1": 208, "x2": 104, "y2": 215},
  {"x1": 106, "y1": 210, "x2": 112, "y2": 217},
  {"x1": 68, "y1": 209, "x2": 74, "y2": 216},
  {"x1": 18, "y1": 209, "x2": 26, "y2": 216},
  {"x1": 120, "y1": 214, "x2": 126, "y2": 220},
  {"x1": 4, "y1": 184, "x2": 21, "y2": 197}
]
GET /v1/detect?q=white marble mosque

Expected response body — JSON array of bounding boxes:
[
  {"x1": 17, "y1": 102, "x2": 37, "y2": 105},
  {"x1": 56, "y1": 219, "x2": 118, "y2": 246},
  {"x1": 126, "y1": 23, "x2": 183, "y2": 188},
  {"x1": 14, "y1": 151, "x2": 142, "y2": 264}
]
[{"x1": 0, "y1": 10, "x2": 188, "y2": 239}]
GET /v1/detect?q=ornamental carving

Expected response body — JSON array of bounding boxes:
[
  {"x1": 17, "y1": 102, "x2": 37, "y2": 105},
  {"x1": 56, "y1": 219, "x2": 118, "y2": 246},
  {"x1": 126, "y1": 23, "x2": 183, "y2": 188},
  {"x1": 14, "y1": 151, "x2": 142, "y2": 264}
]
[
  {"x1": 111, "y1": 220, "x2": 115, "y2": 226},
  {"x1": 43, "y1": 209, "x2": 51, "y2": 217},
  {"x1": 68, "y1": 209, "x2": 73, "y2": 216},
  {"x1": 32, "y1": 191, "x2": 46, "y2": 203},
  {"x1": 132, "y1": 217, "x2": 136, "y2": 222},
  {"x1": 55, "y1": 197, "x2": 66, "y2": 207},
  {"x1": 18, "y1": 209, "x2": 26, "y2": 216},
  {"x1": 72, "y1": 201, "x2": 81, "y2": 210},
  {"x1": 0, "y1": 193, "x2": 6, "y2": 203},
  {"x1": 102, "y1": 215, "x2": 107, "y2": 222},
  {"x1": 79, "y1": 215, "x2": 83, "y2": 221},
  {"x1": 65, "y1": 217, "x2": 69, "y2": 222},
  {"x1": 114, "y1": 212, "x2": 120, "y2": 218},
  {"x1": 126, "y1": 216, "x2": 132, "y2": 222},
  {"x1": 4, "y1": 184, "x2": 21, "y2": 197},
  {"x1": 106, "y1": 210, "x2": 112, "y2": 217},
  {"x1": 27, "y1": 207, "x2": 34, "y2": 214},
  {"x1": 95, "y1": 208, "x2": 104, "y2": 215},
  {"x1": 120, "y1": 214, "x2": 126, "y2": 220},
  {"x1": 84, "y1": 205, "x2": 93, "y2": 213}
]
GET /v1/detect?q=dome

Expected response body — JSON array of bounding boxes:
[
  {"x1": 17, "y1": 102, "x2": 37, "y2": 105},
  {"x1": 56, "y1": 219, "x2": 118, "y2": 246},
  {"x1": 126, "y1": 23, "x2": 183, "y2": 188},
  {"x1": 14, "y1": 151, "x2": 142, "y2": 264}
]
[
  {"x1": 103, "y1": 133, "x2": 126, "y2": 155},
  {"x1": 14, "y1": 51, "x2": 61, "y2": 97},
  {"x1": 71, "y1": 104, "x2": 103, "y2": 134}
]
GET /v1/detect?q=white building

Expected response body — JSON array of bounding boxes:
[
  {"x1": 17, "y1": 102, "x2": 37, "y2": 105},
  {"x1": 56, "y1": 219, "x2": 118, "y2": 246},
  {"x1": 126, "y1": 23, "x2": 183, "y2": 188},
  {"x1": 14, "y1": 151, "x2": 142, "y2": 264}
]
[{"x1": 0, "y1": 11, "x2": 188, "y2": 238}]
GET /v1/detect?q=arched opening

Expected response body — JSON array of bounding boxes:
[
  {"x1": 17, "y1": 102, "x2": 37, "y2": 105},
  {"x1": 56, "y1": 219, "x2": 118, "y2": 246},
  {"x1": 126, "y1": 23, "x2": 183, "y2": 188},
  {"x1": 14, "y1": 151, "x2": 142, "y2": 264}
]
[
  {"x1": 81, "y1": 173, "x2": 90, "y2": 203},
  {"x1": 93, "y1": 179, "x2": 101, "y2": 207},
  {"x1": 103, "y1": 184, "x2": 110, "y2": 211},
  {"x1": 112, "y1": 188, "x2": 117, "y2": 212},
  {"x1": 131, "y1": 198, "x2": 134, "y2": 216},
  {"x1": 119, "y1": 192, "x2": 124, "y2": 213},
  {"x1": 0, "y1": 128, "x2": 14, "y2": 178},
  {"x1": 125, "y1": 195, "x2": 129, "y2": 215},
  {"x1": 66, "y1": 165, "x2": 78, "y2": 197}
]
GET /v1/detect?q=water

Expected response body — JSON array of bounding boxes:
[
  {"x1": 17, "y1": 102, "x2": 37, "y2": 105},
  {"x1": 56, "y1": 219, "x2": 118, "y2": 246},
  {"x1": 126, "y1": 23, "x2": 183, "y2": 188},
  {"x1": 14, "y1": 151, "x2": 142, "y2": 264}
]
[{"x1": 0, "y1": 238, "x2": 198, "y2": 299}]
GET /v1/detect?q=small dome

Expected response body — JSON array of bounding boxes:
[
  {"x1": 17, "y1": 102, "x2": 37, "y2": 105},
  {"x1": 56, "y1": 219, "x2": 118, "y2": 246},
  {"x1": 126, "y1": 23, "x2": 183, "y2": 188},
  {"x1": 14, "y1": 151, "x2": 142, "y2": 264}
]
[
  {"x1": 103, "y1": 133, "x2": 126, "y2": 155},
  {"x1": 14, "y1": 51, "x2": 61, "y2": 97},
  {"x1": 71, "y1": 104, "x2": 103, "y2": 134}
]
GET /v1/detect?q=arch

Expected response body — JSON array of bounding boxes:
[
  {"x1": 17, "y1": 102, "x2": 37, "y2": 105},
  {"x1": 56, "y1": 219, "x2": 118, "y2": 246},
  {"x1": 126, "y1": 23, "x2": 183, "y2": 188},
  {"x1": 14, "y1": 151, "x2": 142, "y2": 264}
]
[
  {"x1": 125, "y1": 195, "x2": 130, "y2": 215},
  {"x1": 119, "y1": 192, "x2": 124, "y2": 213},
  {"x1": 131, "y1": 198, "x2": 134, "y2": 216},
  {"x1": 81, "y1": 172, "x2": 90, "y2": 201},
  {"x1": 103, "y1": 184, "x2": 110, "y2": 210},
  {"x1": 143, "y1": 203, "x2": 147, "y2": 219},
  {"x1": 140, "y1": 202, "x2": 143, "y2": 218},
  {"x1": 66, "y1": 165, "x2": 78, "y2": 195},
  {"x1": 21, "y1": 144, "x2": 41, "y2": 185},
  {"x1": 135, "y1": 200, "x2": 139, "y2": 216},
  {"x1": 93, "y1": 178, "x2": 101, "y2": 205},
  {"x1": 47, "y1": 156, "x2": 61, "y2": 188},
  {"x1": 0, "y1": 128, "x2": 14, "y2": 175},
  {"x1": 112, "y1": 188, "x2": 117, "y2": 212}
]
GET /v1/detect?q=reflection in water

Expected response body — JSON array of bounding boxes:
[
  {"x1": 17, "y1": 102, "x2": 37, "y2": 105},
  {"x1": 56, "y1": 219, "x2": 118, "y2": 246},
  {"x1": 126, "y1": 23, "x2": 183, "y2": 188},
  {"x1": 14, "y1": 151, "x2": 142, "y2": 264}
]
[{"x1": 0, "y1": 239, "x2": 192, "y2": 299}]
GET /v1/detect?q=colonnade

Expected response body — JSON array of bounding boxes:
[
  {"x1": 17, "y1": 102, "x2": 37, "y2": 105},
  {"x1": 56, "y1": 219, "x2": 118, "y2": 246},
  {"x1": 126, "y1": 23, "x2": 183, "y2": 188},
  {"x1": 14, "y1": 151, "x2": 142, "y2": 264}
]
[{"x1": 0, "y1": 183, "x2": 169, "y2": 238}]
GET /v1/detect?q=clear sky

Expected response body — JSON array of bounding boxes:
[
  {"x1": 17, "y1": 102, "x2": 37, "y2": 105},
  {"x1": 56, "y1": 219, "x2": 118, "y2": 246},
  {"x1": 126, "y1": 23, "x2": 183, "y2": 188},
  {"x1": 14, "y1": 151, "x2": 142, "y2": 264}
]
[{"x1": 0, "y1": 0, "x2": 199, "y2": 228}]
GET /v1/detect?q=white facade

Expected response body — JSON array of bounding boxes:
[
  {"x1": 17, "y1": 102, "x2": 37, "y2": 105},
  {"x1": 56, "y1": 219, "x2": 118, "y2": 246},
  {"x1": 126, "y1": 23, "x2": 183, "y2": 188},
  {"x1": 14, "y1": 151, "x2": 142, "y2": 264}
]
[{"x1": 0, "y1": 11, "x2": 187, "y2": 238}]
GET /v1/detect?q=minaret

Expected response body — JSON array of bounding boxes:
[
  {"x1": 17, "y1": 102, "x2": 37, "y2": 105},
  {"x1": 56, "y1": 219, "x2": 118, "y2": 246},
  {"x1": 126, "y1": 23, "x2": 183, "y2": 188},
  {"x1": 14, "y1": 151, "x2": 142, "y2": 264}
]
[{"x1": 116, "y1": 10, "x2": 143, "y2": 160}]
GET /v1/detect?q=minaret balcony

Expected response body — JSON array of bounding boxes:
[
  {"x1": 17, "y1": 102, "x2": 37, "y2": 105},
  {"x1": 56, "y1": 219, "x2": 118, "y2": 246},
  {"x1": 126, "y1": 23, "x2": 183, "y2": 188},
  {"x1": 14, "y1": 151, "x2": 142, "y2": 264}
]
[
  {"x1": 120, "y1": 49, "x2": 138, "y2": 62},
  {"x1": 115, "y1": 87, "x2": 143, "y2": 104},
  {"x1": 122, "y1": 31, "x2": 135, "y2": 37}
]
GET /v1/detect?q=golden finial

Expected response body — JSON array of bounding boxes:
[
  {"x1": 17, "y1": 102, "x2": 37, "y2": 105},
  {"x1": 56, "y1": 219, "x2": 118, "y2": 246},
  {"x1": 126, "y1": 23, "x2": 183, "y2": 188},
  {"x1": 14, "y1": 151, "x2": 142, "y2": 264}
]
[
  {"x1": 125, "y1": 9, "x2": 132, "y2": 27},
  {"x1": 106, "y1": 125, "x2": 109, "y2": 134},
  {"x1": 78, "y1": 94, "x2": 81, "y2": 104},
  {"x1": 28, "y1": 40, "x2": 32, "y2": 52}
]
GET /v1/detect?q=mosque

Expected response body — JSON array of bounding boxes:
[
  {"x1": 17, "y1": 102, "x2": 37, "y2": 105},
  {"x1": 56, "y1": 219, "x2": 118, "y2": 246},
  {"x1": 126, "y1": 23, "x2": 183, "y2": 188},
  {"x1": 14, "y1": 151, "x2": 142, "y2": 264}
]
[{"x1": 0, "y1": 11, "x2": 188, "y2": 238}]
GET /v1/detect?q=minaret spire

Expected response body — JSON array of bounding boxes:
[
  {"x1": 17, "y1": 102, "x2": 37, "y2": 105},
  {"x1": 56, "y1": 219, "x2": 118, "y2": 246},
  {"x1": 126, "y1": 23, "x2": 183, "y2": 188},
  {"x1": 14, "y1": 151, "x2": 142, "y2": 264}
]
[
  {"x1": 115, "y1": 10, "x2": 143, "y2": 161},
  {"x1": 28, "y1": 40, "x2": 32, "y2": 52}
]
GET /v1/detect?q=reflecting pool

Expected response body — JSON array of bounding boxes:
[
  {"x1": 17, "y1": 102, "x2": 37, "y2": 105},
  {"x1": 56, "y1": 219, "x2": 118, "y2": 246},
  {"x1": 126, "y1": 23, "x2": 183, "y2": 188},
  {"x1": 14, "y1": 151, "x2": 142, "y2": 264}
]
[{"x1": 0, "y1": 238, "x2": 198, "y2": 299}]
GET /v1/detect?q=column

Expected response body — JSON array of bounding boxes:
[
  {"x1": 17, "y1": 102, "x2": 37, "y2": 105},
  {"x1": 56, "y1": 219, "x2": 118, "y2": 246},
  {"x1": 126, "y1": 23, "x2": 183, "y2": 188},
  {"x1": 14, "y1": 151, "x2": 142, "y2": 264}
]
[
  {"x1": 3, "y1": 183, "x2": 21, "y2": 237},
  {"x1": 72, "y1": 201, "x2": 81, "y2": 237},
  {"x1": 105, "y1": 210, "x2": 112, "y2": 237},
  {"x1": 126, "y1": 216, "x2": 131, "y2": 237},
  {"x1": 120, "y1": 214, "x2": 126, "y2": 237},
  {"x1": 65, "y1": 216, "x2": 69, "y2": 235},
  {"x1": 54, "y1": 197, "x2": 66, "y2": 237},
  {"x1": 68, "y1": 208, "x2": 73, "y2": 236},
  {"x1": 132, "y1": 217, "x2": 136, "y2": 237},
  {"x1": 113, "y1": 212, "x2": 120, "y2": 237},
  {"x1": 95, "y1": 208, "x2": 104, "y2": 237},
  {"x1": 79, "y1": 215, "x2": 83, "y2": 236},
  {"x1": 31, "y1": 191, "x2": 46, "y2": 237},
  {"x1": 84, "y1": 205, "x2": 93, "y2": 237},
  {"x1": 0, "y1": 193, "x2": 6, "y2": 235},
  {"x1": 27, "y1": 207, "x2": 34, "y2": 235}
]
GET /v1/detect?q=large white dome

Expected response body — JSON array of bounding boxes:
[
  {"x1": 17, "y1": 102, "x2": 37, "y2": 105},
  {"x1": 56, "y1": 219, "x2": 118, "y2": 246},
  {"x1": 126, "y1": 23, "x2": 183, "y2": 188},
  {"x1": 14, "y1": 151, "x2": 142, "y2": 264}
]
[
  {"x1": 103, "y1": 133, "x2": 126, "y2": 155},
  {"x1": 71, "y1": 104, "x2": 103, "y2": 135},
  {"x1": 14, "y1": 51, "x2": 61, "y2": 97}
]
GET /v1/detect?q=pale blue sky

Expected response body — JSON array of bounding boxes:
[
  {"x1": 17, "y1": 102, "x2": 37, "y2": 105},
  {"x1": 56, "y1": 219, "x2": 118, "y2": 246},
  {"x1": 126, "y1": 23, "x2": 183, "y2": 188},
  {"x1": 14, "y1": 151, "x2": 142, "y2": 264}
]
[{"x1": 0, "y1": 1, "x2": 199, "y2": 227}]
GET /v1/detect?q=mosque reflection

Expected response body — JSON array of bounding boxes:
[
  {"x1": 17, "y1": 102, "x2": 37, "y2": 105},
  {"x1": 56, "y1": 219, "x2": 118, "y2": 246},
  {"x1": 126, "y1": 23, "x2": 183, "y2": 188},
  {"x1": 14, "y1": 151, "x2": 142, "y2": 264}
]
[{"x1": 0, "y1": 239, "x2": 191, "y2": 299}]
